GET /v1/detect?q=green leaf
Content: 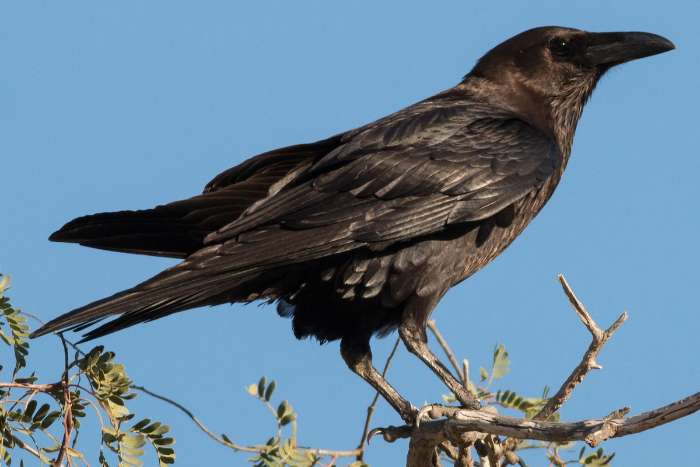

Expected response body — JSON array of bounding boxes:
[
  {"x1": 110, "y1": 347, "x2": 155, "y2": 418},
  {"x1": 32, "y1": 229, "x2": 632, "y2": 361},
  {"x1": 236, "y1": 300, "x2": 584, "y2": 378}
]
[
  {"x1": 280, "y1": 414, "x2": 296, "y2": 426},
  {"x1": 121, "y1": 433, "x2": 145, "y2": 449},
  {"x1": 14, "y1": 375, "x2": 37, "y2": 384},
  {"x1": 491, "y1": 344, "x2": 510, "y2": 380},
  {"x1": 40, "y1": 411, "x2": 61, "y2": 429},
  {"x1": 106, "y1": 399, "x2": 130, "y2": 419},
  {"x1": 580, "y1": 448, "x2": 615, "y2": 466},
  {"x1": 41, "y1": 443, "x2": 61, "y2": 454},
  {"x1": 479, "y1": 367, "x2": 489, "y2": 382},
  {"x1": 131, "y1": 418, "x2": 175, "y2": 466},
  {"x1": 131, "y1": 419, "x2": 151, "y2": 432},
  {"x1": 264, "y1": 380, "x2": 276, "y2": 402},
  {"x1": 66, "y1": 447, "x2": 85, "y2": 459},
  {"x1": 579, "y1": 446, "x2": 587, "y2": 460},
  {"x1": 32, "y1": 403, "x2": 50, "y2": 422},
  {"x1": 495, "y1": 389, "x2": 537, "y2": 416},
  {"x1": 277, "y1": 400, "x2": 290, "y2": 419},
  {"x1": 102, "y1": 428, "x2": 119, "y2": 444},
  {"x1": 0, "y1": 330, "x2": 11, "y2": 346},
  {"x1": 257, "y1": 377, "x2": 267, "y2": 399},
  {"x1": 152, "y1": 437, "x2": 174, "y2": 446},
  {"x1": 99, "y1": 450, "x2": 110, "y2": 467},
  {"x1": 23, "y1": 400, "x2": 38, "y2": 422},
  {"x1": 141, "y1": 422, "x2": 162, "y2": 435},
  {"x1": 0, "y1": 275, "x2": 9, "y2": 294}
]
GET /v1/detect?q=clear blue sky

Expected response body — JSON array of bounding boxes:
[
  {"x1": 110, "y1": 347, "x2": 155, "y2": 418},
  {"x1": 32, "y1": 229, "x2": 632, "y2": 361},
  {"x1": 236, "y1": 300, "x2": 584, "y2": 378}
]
[{"x1": 1, "y1": 1, "x2": 697, "y2": 465}]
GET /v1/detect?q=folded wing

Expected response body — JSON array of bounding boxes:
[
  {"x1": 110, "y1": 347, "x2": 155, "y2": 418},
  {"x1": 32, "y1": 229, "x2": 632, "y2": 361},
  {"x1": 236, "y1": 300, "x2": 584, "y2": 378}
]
[
  {"x1": 32, "y1": 95, "x2": 559, "y2": 340},
  {"x1": 49, "y1": 135, "x2": 343, "y2": 258}
]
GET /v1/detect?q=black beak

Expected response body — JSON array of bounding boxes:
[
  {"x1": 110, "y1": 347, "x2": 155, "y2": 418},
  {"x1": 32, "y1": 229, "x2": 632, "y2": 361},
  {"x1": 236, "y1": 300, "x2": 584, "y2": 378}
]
[{"x1": 585, "y1": 31, "x2": 675, "y2": 67}]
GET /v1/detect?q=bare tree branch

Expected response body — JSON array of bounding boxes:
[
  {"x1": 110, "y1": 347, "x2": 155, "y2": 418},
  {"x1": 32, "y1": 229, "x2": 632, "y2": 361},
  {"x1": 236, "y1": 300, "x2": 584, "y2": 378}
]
[
  {"x1": 534, "y1": 274, "x2": 627, "y2": 421},
  {"x1": 381, "y1": 391, "x2": 700, "y2": 467}
]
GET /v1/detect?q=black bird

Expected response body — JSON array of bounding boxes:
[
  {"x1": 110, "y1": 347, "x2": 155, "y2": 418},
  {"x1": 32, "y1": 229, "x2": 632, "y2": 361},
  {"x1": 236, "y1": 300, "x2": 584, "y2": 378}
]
[{"x1": 32, "y1": 27, "x2": 673, "y2": 421}]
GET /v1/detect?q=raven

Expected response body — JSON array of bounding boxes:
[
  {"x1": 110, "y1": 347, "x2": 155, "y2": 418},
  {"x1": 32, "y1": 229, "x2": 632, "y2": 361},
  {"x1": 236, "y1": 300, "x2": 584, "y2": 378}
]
[{"x1": 32, "y1": 27, "x2": 673, "y2": 421}]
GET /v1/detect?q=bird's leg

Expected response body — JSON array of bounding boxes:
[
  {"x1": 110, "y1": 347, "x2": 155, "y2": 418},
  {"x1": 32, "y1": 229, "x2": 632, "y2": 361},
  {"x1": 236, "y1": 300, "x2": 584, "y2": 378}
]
[
  {"x1": 340, "y1": 336, "x2": 416, "y2": 423},
  {"x1": 399, "y1": 316, "x2": 480, "y2": 410}
]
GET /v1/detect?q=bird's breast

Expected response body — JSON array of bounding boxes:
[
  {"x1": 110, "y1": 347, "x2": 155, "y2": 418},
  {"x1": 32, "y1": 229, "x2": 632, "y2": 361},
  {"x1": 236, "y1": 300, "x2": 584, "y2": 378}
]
[{"x1": 456, "y1": 171, "x2": 564, "y2": 283}]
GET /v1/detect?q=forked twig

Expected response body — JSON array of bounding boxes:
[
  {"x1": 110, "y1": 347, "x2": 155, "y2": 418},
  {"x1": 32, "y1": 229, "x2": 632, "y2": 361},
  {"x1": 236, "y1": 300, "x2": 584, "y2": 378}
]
[{"x1": 534, "y1": 274, "x2": 627, "y2": 421}]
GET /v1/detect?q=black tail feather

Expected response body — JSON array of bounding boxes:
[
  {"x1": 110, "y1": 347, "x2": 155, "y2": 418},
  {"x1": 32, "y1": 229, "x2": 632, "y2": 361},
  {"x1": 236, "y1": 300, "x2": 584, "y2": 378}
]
[
  {"x1": 27, "y1": 260, "x2": 281, "y2": 341},
  {"x1": 49, "y1": 208, "x2": 209, "y2": 258}
]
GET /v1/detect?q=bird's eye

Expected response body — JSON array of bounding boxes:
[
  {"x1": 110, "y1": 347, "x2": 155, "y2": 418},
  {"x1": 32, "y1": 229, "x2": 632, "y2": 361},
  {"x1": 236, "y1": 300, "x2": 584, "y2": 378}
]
[{"x1": 548, "y1": 37, "x2": 571, "y2": 58}]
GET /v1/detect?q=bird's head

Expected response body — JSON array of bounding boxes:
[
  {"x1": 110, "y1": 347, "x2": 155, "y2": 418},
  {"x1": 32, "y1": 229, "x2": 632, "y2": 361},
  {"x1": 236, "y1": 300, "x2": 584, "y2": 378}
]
[{"x1": 466, "y1": 26, "x2": 674, "y2": 152}]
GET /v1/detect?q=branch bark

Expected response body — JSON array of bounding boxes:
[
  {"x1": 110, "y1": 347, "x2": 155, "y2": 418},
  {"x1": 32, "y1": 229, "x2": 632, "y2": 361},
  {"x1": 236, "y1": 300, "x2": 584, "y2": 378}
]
[{"x1": 391, "y1": 391, "x2": 700, "y2": 466}]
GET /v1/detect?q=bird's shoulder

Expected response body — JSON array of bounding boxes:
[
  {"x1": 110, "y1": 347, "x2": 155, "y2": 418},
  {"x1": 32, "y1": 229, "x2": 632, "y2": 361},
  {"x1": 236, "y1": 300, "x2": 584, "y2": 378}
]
[{"x1": 306, "y1": 90, "x2": 561, "y2": 200}]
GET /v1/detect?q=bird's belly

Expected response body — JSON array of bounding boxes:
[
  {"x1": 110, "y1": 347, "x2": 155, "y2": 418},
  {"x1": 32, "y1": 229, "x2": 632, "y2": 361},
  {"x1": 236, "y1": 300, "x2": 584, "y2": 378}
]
[{"x1": 280, "y1": 178, "x2": 561, "y2": 342}]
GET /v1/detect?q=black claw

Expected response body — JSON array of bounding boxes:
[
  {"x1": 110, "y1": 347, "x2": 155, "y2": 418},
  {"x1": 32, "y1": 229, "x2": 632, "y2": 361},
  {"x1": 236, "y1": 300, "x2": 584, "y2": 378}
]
[{"x1": 367, "y1": 427, "x2": 384, "y2": 444}]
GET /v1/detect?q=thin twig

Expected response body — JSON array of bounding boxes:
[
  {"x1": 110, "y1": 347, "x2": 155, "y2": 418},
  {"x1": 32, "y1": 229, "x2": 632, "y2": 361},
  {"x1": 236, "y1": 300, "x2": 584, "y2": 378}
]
[
  {"x1": 534, "y1": 274, "x2": 627, "y2": 421},
  {"x1": 0, "y1": 382, "x2": 57, "y2": 391},
  {"x1": 306, "y1": 448, "x2": 362, "y2": 458},
  {"x1": 132, "y1": 384, "x2": 361, "y2": 459},
  {"x1": 22, "y1": 311, "x2": 87, "y2": 358},
  {"x1": 462, "y1": 360, "x2": 470, "y2": 391},
  {"x1": 53, "y1": 334, "x2": 74, "y2": 467},
  {"x1": 427, "y1": 320, "x2": 464, "y2": 384},
  {"x1": 356, "y1": 336, "x2": 401, "y2": 460},
  {"x1": 132, "y1": 384, "x2": 260, "y2": 453},
  {"x1": 9, "y1": 432, "x2": 43, "y2": 460}
]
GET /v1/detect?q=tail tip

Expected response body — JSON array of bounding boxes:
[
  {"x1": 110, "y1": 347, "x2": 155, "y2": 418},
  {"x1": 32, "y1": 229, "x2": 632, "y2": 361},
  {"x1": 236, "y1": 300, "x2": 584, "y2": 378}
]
[
  {"x1": 49, "y1": 229, "x2": 69, "y2": 242},
  {"x1": 28, "y1": 328, "x2": 48, "y2": 339}
]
